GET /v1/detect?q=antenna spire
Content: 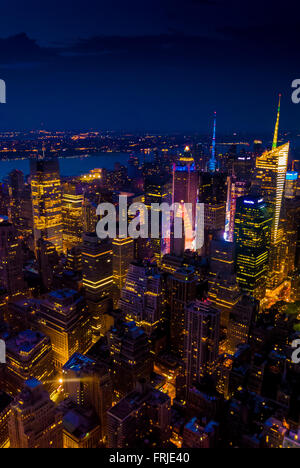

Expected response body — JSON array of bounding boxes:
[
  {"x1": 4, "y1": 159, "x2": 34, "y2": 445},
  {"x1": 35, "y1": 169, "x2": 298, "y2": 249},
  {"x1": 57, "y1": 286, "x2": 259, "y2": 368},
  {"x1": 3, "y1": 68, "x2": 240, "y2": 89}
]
[{"x1": 272, "y1": 94, "x2": 281, "y2": 150}]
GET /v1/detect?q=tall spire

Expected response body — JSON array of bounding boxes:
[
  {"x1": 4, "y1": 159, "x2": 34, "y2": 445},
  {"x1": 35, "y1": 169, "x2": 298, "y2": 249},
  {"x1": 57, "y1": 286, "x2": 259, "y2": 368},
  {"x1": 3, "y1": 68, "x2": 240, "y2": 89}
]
[
  {"x1": 272, "y1": 94, "x2": 281, "y2": 150},
  {"x1": 208, "y1": 111, "x2": 217, "y2": 172}
]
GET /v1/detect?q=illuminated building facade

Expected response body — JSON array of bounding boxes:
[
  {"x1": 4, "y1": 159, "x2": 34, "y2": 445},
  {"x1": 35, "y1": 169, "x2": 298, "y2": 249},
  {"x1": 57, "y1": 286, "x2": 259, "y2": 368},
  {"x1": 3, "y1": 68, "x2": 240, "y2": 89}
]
[
  {"x1": 234, "y1": 196, "x2": 272, "y2": 300},
  {"x1": 8, "y1": 379, "x2": 63, "y2": 448},
  {"x1": 285, "y1": 171, "x2": 298, "y2": 199},
  {"x1": 37, "y1": 289, "x2": 90, "y2": 369},
  {"x1": 59, "y1": 400, "x2": 101, "y2": 448},
  {"x1": 30, "y1": 159, "x2": 63, "y2": 254},
  {"x1": 184, "y1": 299, "x2": 220, "y2": 389},
  {"x1": 208, "y1": 239, "x2": 241, "y2": 326},
  {"x1": 0, "y1": 216, "x2": 24, "y2": 296},
  {"x1": 83, "y1": 197, "x2": 98, "y2": 233},
  {"x1": 227, "y1": 178, "x2": 248, "y2": 242},
  {"x1": 255, "y1": 143, "x2": 289, "y2": 244},
  {"x1": 5, "y1": 330, "x2": 53, "y2": 394},
  {"x1": 227, "y1": 295, "x2": 259, "y2": 355},
  {"x1": 119, "y1": 262, "x2": 164, "y2": 336},
  {"x1": 108, "y1": 321, "x2": 153, "y2": 397},
  {"x1": 168, "y1": 267, "x2": 197, "y2": 358},
  {"x1": 62, "y1": 183, "x2": 84, "y2": 253},
  {"x1": 62, "y1": 353, "x2": 112, "y2": 439},
  {"x1": 144, "y1": 175, "x2": 171, "y2": 260},
  {"x1": 82, "y1": 234, "x2": 113, "y2": 342},
  {"x1": 112, "y1": 237, "x2": 134, "y2": 292},
  {"x1": 208, "y1": 112, "x2": 217, "y2": 172},
  {"x1": 107, "y1": 380, "x2": 171, "y2": 448},
  {"x1": 199, "y1": 173, "x2": 227, "y2": 255},
  {"x1": 172, "y1": 146, "x2": 198, "y2": 254},
  {"x1": 0, "y1": 392, "x2": 12, "y2": 448}
]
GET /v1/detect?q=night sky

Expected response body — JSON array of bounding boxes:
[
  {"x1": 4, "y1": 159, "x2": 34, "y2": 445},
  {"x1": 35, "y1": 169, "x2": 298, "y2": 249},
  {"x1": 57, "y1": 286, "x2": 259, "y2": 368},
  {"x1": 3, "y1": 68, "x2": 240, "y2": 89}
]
[{"x1": 0, "y1": 0, "x2": 299, "y2": 134}]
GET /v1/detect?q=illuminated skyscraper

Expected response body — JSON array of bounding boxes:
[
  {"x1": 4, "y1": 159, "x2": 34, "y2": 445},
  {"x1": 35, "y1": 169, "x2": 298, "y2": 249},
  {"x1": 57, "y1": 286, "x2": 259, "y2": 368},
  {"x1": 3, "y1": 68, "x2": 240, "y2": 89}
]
[
  {"x1": 112, "y1": 237, "x2": 134, "y2": 293},
  {"x1": 208, "y1": 111, "x2": 217, "y2": 172},
  {"x1": 8, "y1": 379, "x2": 63, "y2": 448},
  {"x1": 107, "y1": 381, "x2": 171, "y2": 448},
  {"x1": 62, "y1": 183, "x2": 84, "y2": 253},
  {"x1": 108, "y1": 321, "x2": 153, "y2": 397},
  {"x1": 227, "y1": 177, "x2": 248, "y2": 242},
  {"x1": 168, "y1": 266, "x2": 197, "y2": 358},
  {"x1": 83, "y1": 197, "x2": 98, "y2": 233},
  {"x1": 199, "y1": 173, "x2": 227, "y2": 255},
  {"x1": 184, "y1": 299, "x2": 220, "y2": 388},
  {"x1": 119, "y1": 262, "x2": 164, "y2": 336},
  {"x1": 30, "y1": 158, "x2": 63, "y2": 254},
  {"x1": 0, "y1": 216, "x2": 24, "y2": 296},
  {"x1": 285, "y1": 171, "x2": 298, "y2": 199},
  {"x1": 82, "y1": 233, "x2": 113, "y2": 341},
  {"x1": 37, "y1": 289, "x2": 90, "y2": 369},
  {"x1": 62, "y1": 353, "x2": 112, "y2": 439},
  {"x1": 208, "y1": 239, "x2": 241, "y2": 327},
  {"x1": 172, "y1": 146, "x2": 198, "y2": 254},
  {"x1": 255, "y1": 142, "x2": 289, "y2": 244},
  {"x1": 5, "y1": 330, "x2": 53, "y2": 394},
  {"x1": 8, "y1": 169, "x2": 25, "y2": 233},
  {"x1": 227, "y1": 295, "x2": 259, "y2": 355},
  {"x1": 234, "y1": 196, "x2": 272, "y2": 300},
  {"x1": 145, "y1": 175, "x2": 171, "y2": 260}
]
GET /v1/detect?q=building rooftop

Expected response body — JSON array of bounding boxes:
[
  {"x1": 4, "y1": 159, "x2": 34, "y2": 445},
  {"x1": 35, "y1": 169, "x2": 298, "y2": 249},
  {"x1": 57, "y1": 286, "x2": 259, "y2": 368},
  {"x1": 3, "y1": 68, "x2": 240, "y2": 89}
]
[
  {"x1": 6, "y1": 330, "x2": 49, "y2": 360},
  {"x1": 63, "y1": 352, "x2": 95, "y2": 373}
]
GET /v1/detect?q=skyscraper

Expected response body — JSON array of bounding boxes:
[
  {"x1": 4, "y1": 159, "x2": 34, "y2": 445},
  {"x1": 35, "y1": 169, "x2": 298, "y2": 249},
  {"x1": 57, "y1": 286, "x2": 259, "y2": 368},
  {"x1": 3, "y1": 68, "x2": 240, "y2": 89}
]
[
  {"x1": 0, "y1": 216, "x2": 24, "y2": 296},
  {"x1": 144, "y1": 175, "x2": 171, "y2": 260},
  {"x1": 5, "y1": 330, "x2": 53, "y2": 394},
  {"x1": 119, "y1": 262, "x2": 165, "y2": 336},
  {"x1": 36, "y1": 238, "x2": 59, "y2": 290},
  {"x1": 168, "y1": 267, "x2": 197, "y2": 357},
  {"x1": 30, "y1": 158, "x2": 63, "y2": 254},
  {"x1": 8, "y1": 379, "x2": 63, "y2": 448},
  {"x1": 62, "y1": 183, "x2": 84, "y2": 253},
  {"x1": 234, "y1": 196, "x2": 272, "y2": 300},
  {"x1": 172, "y1": 147, "x2": 198, "y2": 254},
  {"x1": 82, "y1": 233, "x2": 113, "y2": 342},
  {"x1": 112, "y1": 237, "x2": 134, "y2": 293},
  {"x1": 37, "y1": 289, "x2": 90, "y2": 369},
  {"x1": 208, "y1": 111, "x2": 217, "y2": 172},
  {"x1": 108, "y1": 321, "x2": 153, "y2": 397},
  {"x1": 184, "y1": 299, "x2": 220, "y2": 388},
  {"x1": 107, "y1": 380, "x2": 171, "y2": 448},
  {"x1": 255, "y1": 142, "x2": 289, "y2": 245},
  {"x1": 227, "y1": 295, "x2": 259, "y2": 354},
  {"x1": 62, "y1": 352, "x2": 112, "y2": 439}
]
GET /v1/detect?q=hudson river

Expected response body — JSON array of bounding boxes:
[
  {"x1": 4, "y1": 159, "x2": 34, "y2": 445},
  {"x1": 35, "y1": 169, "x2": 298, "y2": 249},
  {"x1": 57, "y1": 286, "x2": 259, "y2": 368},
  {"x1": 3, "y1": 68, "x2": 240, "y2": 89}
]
[{"x1": 0, "y1": 152, "x2": 132, "y2": 179}]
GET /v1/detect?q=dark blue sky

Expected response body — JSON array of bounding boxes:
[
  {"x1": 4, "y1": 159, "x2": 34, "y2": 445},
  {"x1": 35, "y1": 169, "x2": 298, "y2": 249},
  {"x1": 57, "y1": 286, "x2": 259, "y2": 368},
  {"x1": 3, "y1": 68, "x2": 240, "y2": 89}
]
[{"x1": 0, "y1": 0, "x2": 299, "y2": 134}]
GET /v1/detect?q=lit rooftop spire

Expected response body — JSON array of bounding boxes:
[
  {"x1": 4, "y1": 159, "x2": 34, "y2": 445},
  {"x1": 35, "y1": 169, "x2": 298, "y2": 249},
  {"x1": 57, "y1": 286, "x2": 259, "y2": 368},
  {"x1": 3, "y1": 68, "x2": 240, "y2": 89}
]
[{"x1": 272, "y1": 94, "x2": 281, "y2": 150}]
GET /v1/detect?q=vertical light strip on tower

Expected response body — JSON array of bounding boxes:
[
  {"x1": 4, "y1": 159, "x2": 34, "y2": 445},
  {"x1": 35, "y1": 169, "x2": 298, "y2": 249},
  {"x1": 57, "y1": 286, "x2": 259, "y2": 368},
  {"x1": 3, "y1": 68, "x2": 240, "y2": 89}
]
[
  {"x1": 272, "y1": 94, "x2": 281, "y2": 150},
  {"x1": 208, "y1": 111, "x2": 217, "y2": 172}
]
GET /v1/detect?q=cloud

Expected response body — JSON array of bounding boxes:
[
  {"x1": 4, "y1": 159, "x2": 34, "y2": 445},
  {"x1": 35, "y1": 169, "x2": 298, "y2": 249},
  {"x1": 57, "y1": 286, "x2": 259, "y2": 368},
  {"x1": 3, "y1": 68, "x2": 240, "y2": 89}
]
[{"x1": 0, "y1": 33, "x2": 57, "y2": 66}]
